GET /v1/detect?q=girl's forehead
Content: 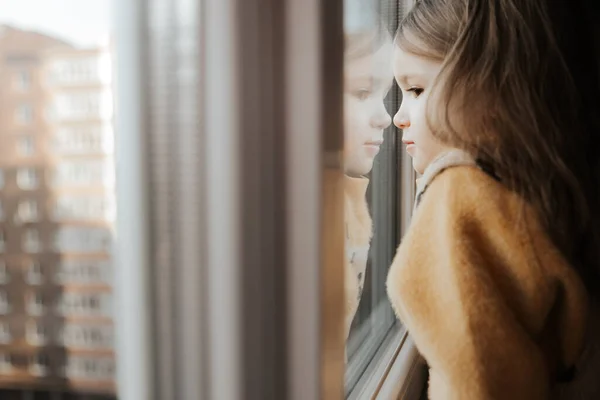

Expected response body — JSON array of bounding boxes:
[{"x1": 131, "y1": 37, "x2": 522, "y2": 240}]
[
  {"x1": 345, "y1": 42, "x2": 394, "y2": 76},
  {"x1": 393, "y1": 47, "x2": 442, "y2": 80}
]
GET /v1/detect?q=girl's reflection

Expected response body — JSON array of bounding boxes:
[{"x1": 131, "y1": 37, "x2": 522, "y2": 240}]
[{"x1": 343, "y1": 24, "x2": 393, "y2": 343}]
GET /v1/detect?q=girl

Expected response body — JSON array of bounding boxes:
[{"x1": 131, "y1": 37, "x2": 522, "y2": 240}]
[
  {"x1": 386, "y1": 0, "x2": 600, "y2": 398},
  {"x1": 343, "y1": 18, "x2": 393, "y2": 343}
]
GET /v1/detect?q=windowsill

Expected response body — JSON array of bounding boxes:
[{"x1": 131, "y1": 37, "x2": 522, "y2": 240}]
[
  {"x1": 346, "y1": 323, "x2": 406, "y2": 399},
  {"x1": 347, "y1": 326, "x2": 428, "y2": 400}
]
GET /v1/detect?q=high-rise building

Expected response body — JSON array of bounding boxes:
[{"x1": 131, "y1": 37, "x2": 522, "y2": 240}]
[{"x1": 0, "y1": 25, "x2": 116, "y2": 397}]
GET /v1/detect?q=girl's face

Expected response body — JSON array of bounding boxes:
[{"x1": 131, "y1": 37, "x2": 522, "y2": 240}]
[
  {"x1": 393, "y1": 46, "x2": 451, "y2": 174},
  {"x1": 344, "y1": 41, "x2": 394, "y2": 177}
]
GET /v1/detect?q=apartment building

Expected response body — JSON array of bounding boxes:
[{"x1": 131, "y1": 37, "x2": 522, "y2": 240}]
[{"x1": 0, "y1": 25, "x2": 116, "y2": 396}]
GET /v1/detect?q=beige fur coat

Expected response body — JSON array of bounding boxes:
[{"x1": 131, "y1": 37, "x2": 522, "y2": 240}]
[{"x1": 387, "y1": 150, "x2": 595, "y2": 399}]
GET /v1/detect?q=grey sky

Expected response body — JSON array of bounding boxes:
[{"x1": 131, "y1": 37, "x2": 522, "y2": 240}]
[{"x1": 0, "y1": 0, "x2": 110, "y2": 47}]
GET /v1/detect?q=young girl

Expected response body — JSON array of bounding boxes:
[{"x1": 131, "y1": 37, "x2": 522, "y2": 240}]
[
  {"x1": 343, "y1": 21, "x2": 393, "y2": 343},
  {"x1": 386, "y1": 0, "x2": 600, "y2": 398}
]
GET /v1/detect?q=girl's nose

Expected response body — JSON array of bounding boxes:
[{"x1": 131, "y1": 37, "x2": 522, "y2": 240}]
[
  {"x1": 393, "y1": 112, "x2": 410, "y2": 130},
  {"x1": 372, "y1": 111, "x2": 392, "y2": 130}
]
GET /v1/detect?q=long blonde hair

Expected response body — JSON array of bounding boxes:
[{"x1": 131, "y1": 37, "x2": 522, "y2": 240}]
[{"x1": 397, "y1": 0, "x2": 600, "y2": 293}]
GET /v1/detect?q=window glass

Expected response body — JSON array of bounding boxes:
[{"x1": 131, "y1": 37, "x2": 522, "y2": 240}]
[
  {"x1": 0, "y1": 0, "x2": 117, "y2": 397},
  {"x1": 343, "y1": 0, "x2": 406, "y2": 393},
  {"x1": 16, "y1": 167, "x2": 39, "y2": 190}
]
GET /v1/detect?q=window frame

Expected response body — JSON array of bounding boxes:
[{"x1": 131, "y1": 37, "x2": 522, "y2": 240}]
[{"x1": 113, "y1": 0, "x2": 424, "y2": 399}]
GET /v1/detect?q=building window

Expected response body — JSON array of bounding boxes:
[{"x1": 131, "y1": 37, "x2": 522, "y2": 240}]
[
  {"x1": 0, "y1": 353, "x2": 11, "y2": 373},
  {"x1": 0, "y1": 169, "x2": 5, "y2": 190},
  {"x1": 0, "y1": 231, "x2": 6, "y2": 253},
  {"x1": 23, "y1": 229, "x2": 41, "y2": 253},
  {"x1": 15, "y1": 104, "x2": 34, "y2": 124},
  {"x1": 26, "y1": 260, "x2": 42, "y2": 285},
  {"x1": 26, "y1": 321, "x2": 46, "y2": 345},
  {"x1": 55, "y1": 260, "x2": 108, "y2": 284},
  {"x1": 29, "y1": 353, "x2": 49, "y2": 377},
  {"x1": 0, "y1": 261, "x2": 8, "y2": 284},
  {"x1": 15, "y1": 70, "x2": 31, "y2": 91},
  {"x1": 57, "y1": 292, "x2": 106, "y2": 316},
  {"x1": 0, "y1": 291, "x2": 10, "y2": 314},
  {"x1": 60, "y1": 323, "x2": 113, "y2": 349},
  {"x1": 17, "y1": 167, "x2": 39, "y2": 190},
  {"x1": 26, "y1": 292, "x2": 44, "y2": 316},
  {"x1": 16, "y1": 199, "x2": 39, "y2": 223},
  {"x1": 0, "y1": 322, "x2": 10, "y2": 344},
  {"x1": 53, "y1": 227, "x2": 112, "y2": 253},
  {"x1": 17, "y1": 135, "x2": 35, "y2": 156}
]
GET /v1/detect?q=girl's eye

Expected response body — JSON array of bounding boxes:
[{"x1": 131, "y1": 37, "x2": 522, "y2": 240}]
[
  {"x1": 354, "y1": 89, "x2": 371, "y2": 101},
  {"x1": 407, "y1": 87, "x2": 424, "y2": 98}
]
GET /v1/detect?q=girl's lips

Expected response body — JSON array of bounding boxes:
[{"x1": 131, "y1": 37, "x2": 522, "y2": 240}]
[{"x1": 364, "y1": 143, "x2": 381, "y2": 156}]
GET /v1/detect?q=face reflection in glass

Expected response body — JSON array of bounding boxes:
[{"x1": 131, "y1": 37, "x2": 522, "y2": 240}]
[{"x1": 343, "y1": 40, "x2": 393, "y2": 177}]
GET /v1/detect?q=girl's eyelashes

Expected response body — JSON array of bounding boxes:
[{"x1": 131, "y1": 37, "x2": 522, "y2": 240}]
[
  {"x1": 406, "y1": 86, "x2": 424, "y2": 98},
  {"x1": 353, "y1": 88, "x2": 372, "y2": 101}
]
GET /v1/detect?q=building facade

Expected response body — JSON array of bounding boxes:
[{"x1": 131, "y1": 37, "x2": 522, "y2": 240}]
[{"x1": 0, "y1": 25, "x2": 116, "y2": 397}]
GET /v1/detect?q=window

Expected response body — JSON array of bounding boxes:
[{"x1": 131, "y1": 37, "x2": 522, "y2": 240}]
[
  {"x1": 0, "y1": 353, "x2": 11, "y2": 374},
  {"x1": 16, "y1": 167, "x2": 39, "y2": 190},
  {"x1": 0, "y1": 231, "x2": 6, "y2": 253},
  {"x1": 56, "y1": 292, "x2": 110, "y2": 317},
  {"x1": 0, "y1": 169, "x2": 4, "y2": 189},
  {"x1": 16, "y1": 199, "x2": 38, "y2": 223},
  {"x1": 53, "y1": 195, "x2": 113, "y2": 221},
  {"x1": 55, "y1": 260, "x2": 109, "y2": 284},
  {"x1": 29, "y1": 353, "x2": 49, "y2": 377},
  {"x1": 65, "y1": 355, "x2": 114, "y2": 381},
  {"x1": 0, "y1": 321, "x2": 11, "y2": 344},
  {"x1": 23, "y1": 229, "x2": 41, "y2": 253},
  {"x1": 53, "y1": 227, "x2": 112, "y2": 253},
  {"x1": 53, "y1": 91, "x2": 102, "y2": 120},
  {"x1": 14, "y1": 70, "x2": 31, "y2": 91},
  {"x1": 48, "y1": 57, "x2": 101, "y2": 86},
  {"x1": 53, "y1": 159, "x2": 112, "y2": 187},
  {"x1": 17, "y1": 135, "x2": 35, "y2": 156},
  {"x1": 53, "y1": 126, "x2": 111, "y2": 154},
  {"x1": 15, "y1": 104, "x2": 33, "y2": 124},
  {"x1": 0, "y1": 291, "x2": 10, "y2": 314},
  {"x1": 26, "y1": 292, "x2": 44, "y2": 316},
  {"x1": 0, "y1": 261, "x2": 9, "y2": 284},
  {"x1": 59, "y1": 323, "x2": 113, "y2": 349},
  {"x1": 26, "y1": 260, "x2": 42, "y2": 284},
  {"x1": 343, "y1": 0, "x2": 408, "y2": 396},
  {"x1": 26, "y1": 321, "x2": 46, "y2": 345}
]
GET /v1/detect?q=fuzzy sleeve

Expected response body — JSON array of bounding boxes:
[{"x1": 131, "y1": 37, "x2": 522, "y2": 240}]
[{"x1": 387, "y1": 167, "x2": 556, "y2": 400}]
